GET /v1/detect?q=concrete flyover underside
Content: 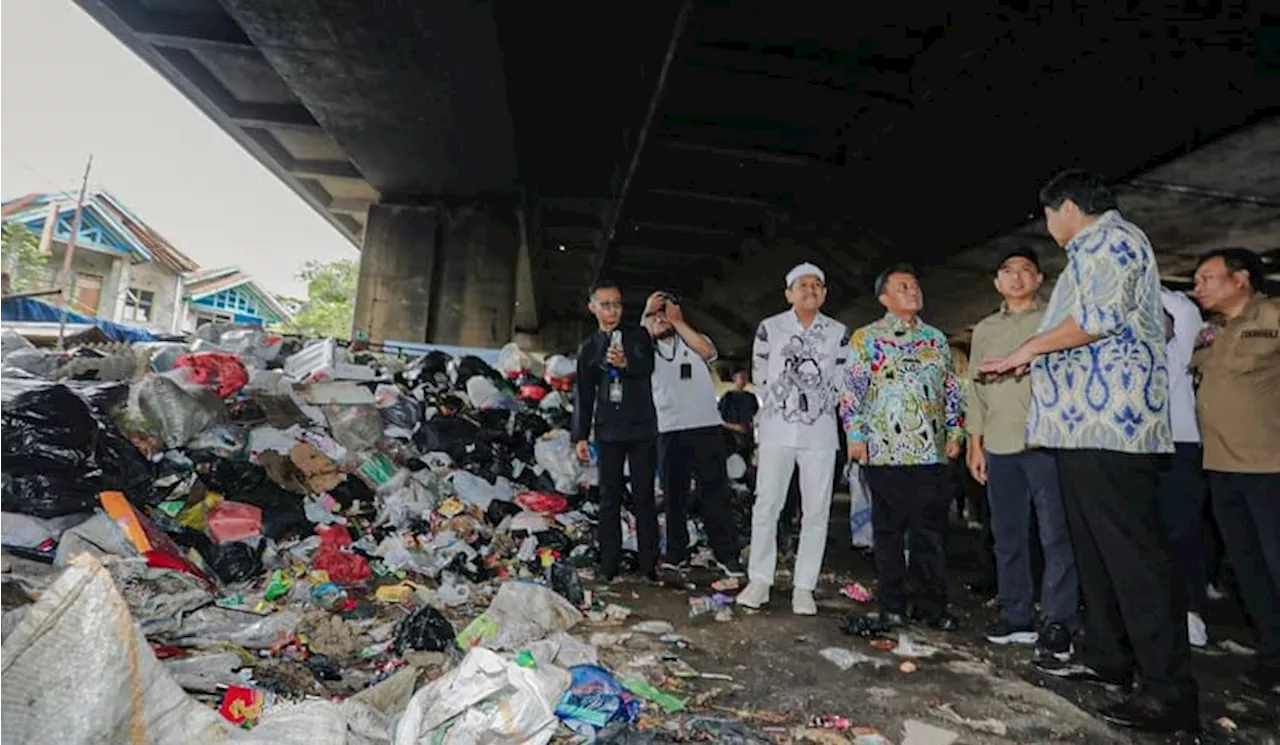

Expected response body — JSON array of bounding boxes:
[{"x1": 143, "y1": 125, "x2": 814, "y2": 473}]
[{"x1": 77, "y1": 0, "x2": 1280, "y2": 360}]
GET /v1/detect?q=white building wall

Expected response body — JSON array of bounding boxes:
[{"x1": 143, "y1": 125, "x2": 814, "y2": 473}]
[{"x1": 121, "y1": 260, "x2": 182, "y2": 333}]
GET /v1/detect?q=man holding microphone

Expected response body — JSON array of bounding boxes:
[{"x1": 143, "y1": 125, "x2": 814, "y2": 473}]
[{"x1": 573, "y1": 280, "x2": 659, "y2": 582}]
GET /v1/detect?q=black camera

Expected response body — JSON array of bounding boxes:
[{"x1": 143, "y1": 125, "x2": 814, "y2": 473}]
[{"x1": 658, "y1": 291, "x2": 682, "y2": 306}]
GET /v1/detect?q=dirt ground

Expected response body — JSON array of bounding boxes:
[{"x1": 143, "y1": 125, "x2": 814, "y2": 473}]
[{"x1": 586, "y1": 494, "x2": 1279, "y2": 745}]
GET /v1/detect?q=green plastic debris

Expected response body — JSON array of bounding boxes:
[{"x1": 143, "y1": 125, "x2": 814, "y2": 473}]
[
  {"x1": 514, "y1": 650, "x2": 538, "y2": 669},
  {"x1": 620, "y1": 675, "x2": 686, "y2": 713},
  {"x1": 263, "y1": 569, "x2": 292, "y2": 601}
]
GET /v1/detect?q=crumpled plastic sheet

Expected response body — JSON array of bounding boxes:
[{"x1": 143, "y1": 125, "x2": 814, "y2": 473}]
[
  {"x1": 4, "y1": 555, "x2": 357, "y2": 745},
  {"x1": 457, "y1": 581, "x2": 583, "y2": 652},
  {"x1": 394, "y1": 647, "x2": 570, "y2": 745},
  {"x1": 534, "y1": 430, "x2": 585, "y2": 495},
  {"x1": 1, "y1": 554, "x2": 235, "y2": 744},
  {"x1": 107, "y1": 557, "x2": 214, "y2": 639},
  {"x1": 163, "y1": 606, "x2": 300, "y2": 650},
  {"x1": 523, "y1": 630, "x2": 599, "y2": 671},
  {"x1": 133, "y1": 373, "x2": 227, "y2": 449},
  {"x1": 163, "y1": 650, "x2": 246, "y2": 693}
]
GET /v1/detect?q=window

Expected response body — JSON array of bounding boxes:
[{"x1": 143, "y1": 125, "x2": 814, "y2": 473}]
[
  {"x1": 122, "y1": 288, "x2": 154, "y2": 323},
  {"x1": 71, "y1": 274, "x2": 103, "y2": 316}
]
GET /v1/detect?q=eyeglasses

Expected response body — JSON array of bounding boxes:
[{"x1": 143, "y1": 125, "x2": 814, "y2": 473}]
[{"x1": 594, "y1": 301, "x2": 622, "y2": 310}]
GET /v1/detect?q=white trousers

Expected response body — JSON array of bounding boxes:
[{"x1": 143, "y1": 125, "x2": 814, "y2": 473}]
[{"x1": 748, "y1": 444, "x2": 837, "y2": 591}]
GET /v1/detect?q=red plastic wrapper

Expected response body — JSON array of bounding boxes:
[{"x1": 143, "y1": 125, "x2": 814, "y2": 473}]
[
  {"x1": 206, "y1": 500, "x2": 264, "y2": 544},
  {"x1": 313, "y1": 523, "x2": 370, "y2": 585},
  {"x1": 173, "y1": 352, "x2": 249, "y2": 398},
  {"x1": 515, "y1": 491, "x2": 568, "y2": 514}
]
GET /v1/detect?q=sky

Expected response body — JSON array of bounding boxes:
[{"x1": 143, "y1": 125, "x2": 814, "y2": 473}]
[{"x1": 0, "y1": 0, "x2": 357, "y2": 299}]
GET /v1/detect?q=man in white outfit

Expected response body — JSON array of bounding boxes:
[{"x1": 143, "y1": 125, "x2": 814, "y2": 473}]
[
  {"x1": 736, "y1": 262, "x2": 849, "y2": 615},
  {"x1": 1158, "y1": 286, "x2": 1210, "y2": 648}
]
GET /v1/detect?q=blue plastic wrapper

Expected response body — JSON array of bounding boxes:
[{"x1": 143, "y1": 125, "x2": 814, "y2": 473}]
[{"x1": 554, "y1": 665, "x2": 640, "y2": 729}]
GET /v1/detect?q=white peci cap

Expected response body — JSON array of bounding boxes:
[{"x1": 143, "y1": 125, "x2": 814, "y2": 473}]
[{"x1": 785, "y1": 262, "x2": 825, "y2": 288}]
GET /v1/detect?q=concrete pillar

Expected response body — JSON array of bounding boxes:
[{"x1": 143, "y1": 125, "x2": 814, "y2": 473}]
[
  {"x1": 353, "y1": 202, "x2": 520, "y2": 348},
  {"x1": 429, "y1": 206, "x2": 518, "y2": 348},
  {"x1": 352, "y1": 204, "x2": 440, "y2": 345}
]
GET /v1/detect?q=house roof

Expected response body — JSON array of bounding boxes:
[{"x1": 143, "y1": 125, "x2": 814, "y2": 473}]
[
  {"x1": 1, "y1": 189, "x2": 198, "y2": 273},
  {"x1": 184, "y1": 265, "x2": 294, "y2": 322}
]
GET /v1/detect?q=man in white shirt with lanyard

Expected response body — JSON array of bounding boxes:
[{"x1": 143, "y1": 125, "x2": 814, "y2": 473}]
[
  {"x1": 641, "y1": 290, "x2": 746, "y2": 577},
  {"x1": 736, "y1": 263, "x2": 849, "y2": 615}
]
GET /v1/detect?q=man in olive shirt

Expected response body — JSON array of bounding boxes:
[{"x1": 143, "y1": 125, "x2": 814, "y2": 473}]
[
  {"x1": 968, "y1": 247, "x2": 1078, "y2": 660},
  {"x1": 1192, "y1": 247, "x2": 1280, "y2": 695}
]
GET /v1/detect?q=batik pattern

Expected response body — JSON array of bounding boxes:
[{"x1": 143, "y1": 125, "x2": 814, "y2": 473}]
[
  {"x1": 1027, "y1": 210, "x2": 1173, "y2": 454},
  {"x1": 840, "y1": 313, "x2": 964, "y2": 466}
]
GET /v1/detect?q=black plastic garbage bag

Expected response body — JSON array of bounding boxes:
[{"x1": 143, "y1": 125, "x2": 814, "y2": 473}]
[
  {"x1": 328, "y1": 475, "x2": 375, "y2": 510},
  {"x1": 0, "y1": 472, "x2": 99, "y2": 519},
  {"x1": 379, "y1": 394, "x2": 421, "y2": 434},
  {"x1": 1, "y1": 379, "x2": 154, "y2": 517},
  {"x1": 454, "y1": 355, "x2": 508, "y2": 392},
  {"x1": 484, "y1": 498, "x2": 523, "y2": 526},
  {"x1": 194, "y1": 456, "x2": 268, "y2": 495},
  {"x1": 394, "y1": 605, "x2": 456, "y2": 654},
  {"x1": 550, "y1": 561, "x2": 586, "y2": 607},
  {"x1": 400, "y1": 351, "x2": 452, "y2": 390},
  {"x1": 414, "y1": 416, "x2": 486, "y2": 464},
  {"x1": 207, "y1": 541, "x2": 263, "y2": 584}
]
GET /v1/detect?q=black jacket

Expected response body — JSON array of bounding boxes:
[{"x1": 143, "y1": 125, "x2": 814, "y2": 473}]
[{"x1": 572, "y1": 324, "x2": 657, "y2": 443}]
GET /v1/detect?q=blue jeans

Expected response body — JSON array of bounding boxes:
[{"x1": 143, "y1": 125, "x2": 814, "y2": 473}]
[{"x1": 987, "y1": 449, "x2": 1078, "y2": 627}]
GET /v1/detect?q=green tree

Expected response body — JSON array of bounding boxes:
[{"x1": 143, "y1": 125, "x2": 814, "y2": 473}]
[
  {"x1": 288, "y1": 258, "x2": 358, "y2": 339},
  {"x1": 1, "y1": 223, "x2": 49, "y2": 293}
]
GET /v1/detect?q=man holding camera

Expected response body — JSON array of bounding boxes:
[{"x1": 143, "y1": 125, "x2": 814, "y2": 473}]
[{"x1": 642, "y1": 291, "x2": 745, "y2": 577}]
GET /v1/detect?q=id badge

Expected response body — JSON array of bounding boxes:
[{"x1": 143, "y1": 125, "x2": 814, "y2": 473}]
[
  {"x1": 798, "y1": 392, "x2": 809, "y2": 412},
  {"x1": 679, "y1": 362, "x2": 692, "y2": 380},
  {"x1": 609, "y1": 377, "x2": 623, "y2": 403}
]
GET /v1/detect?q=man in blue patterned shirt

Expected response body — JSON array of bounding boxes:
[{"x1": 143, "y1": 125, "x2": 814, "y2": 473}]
[{"x1": 978, "y1": 170, "x2": 1196, "y2": 735}]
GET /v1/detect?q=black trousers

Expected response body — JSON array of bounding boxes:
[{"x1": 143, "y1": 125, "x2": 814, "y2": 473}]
[
  {"x1": 1209, "y1": 471, "x2": 1280, "y2": 668},
  {"x1": 864, "y1": 464, "x2": 951, "y2": 617},
  {"x1": 657, "y1": 426, "x2": 740, "y2": 565},
  {"x1": 1057, "y1": 449, "x2": 1196, "y2": 704},
  {"x1": 597, "y1": 438, "x2": 658, "y2": 577},
  {"x1": 1156, "y1": 443, "x2": 1209, "y2": 611}
]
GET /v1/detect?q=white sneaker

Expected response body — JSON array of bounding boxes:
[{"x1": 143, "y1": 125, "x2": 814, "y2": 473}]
[
  {"x1": 735, "y1": 580, "x2": 770, "y2": 609},
  {"x1": 792, "y1": 588, "x2": 817, "y2": 616},
  {"x1": 1188, "y1": 612, "x2": 1209, "y2": 648}
]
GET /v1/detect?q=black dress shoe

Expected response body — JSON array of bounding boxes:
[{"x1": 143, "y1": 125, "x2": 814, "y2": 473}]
[
  {"x1": 909, "y1": 608, "x2": 961, "y2": 631},
  {"x1": 921, "y1": 612, "x2": 961, "y2": 631},
  {"x1": 1098, "y1": 693, "x2": 1200, "y2": 733},
  {"x1": 965, "y1": 580, "x2": 995, "y2": 598},
  {"x1": 878, "y1": 611, "x2": 907, "y2": 629},
  {"x1": 1033, "y1": 658, "x2": 1132, "y2": 689}
]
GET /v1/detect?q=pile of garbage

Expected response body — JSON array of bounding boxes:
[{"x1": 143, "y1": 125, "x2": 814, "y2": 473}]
[{"x1": 0, "y1": 326, "x2": 763, "y2": 744}]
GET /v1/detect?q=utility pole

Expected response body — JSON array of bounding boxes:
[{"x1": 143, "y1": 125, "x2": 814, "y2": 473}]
[{"x1": 56, "y1": 155, "x2": 93, "y2": 351}]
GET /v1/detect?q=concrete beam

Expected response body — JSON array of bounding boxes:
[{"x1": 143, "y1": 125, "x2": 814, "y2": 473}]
[
  {"x1": 327, "y1": 197, "x2": 375, "y2": 215},
  {"x1": 647, "y1": 188, "x2": 781, "y2": 209},
  {"x1": 662, "y1": 139, "x2": 826, "y2": 167},
  {"x1": 291, "y1": 159, "x2": 364, "y2": 180},
  {"x1": 154, "y1": 47, "x2": 321, "y2": 132},
  {"x1": 595, "y1": 0, "x2": 693, "y2": 281},
  {"x1": 104, "y1": 0, "x2": 254, "y2": 51}
]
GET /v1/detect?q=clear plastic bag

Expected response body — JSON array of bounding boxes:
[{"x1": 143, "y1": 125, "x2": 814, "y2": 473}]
[
  {"x1": 534, "y1": 430, "x2": 585, "y2": 495},
  {"x1": 132, "y1": 373, "x2": 228, "y2": 449}
]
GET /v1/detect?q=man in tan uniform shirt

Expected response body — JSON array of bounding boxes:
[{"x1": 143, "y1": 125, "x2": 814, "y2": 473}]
[{"x1": 1192, "y1": 247, "x2": 1280, "y2": 695}]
